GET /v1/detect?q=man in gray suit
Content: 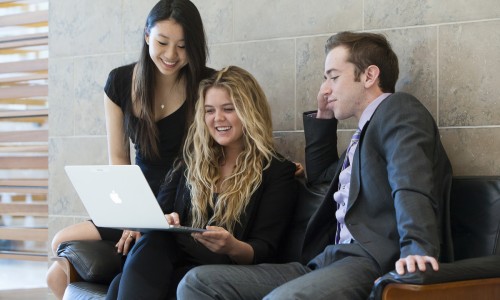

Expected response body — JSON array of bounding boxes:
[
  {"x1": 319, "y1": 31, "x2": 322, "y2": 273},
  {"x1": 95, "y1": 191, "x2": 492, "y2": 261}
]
[{"x1": 177, "y1": 31, "x2": 453, "y2": 300}]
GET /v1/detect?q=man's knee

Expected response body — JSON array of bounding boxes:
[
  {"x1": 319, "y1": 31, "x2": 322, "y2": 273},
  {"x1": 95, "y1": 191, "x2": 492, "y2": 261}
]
[
  {"x1": 177, "y1": 266, "x2": 214, "y2": 299},
  {"x1": 180, "y1": 265, "x2": 212, "y2": 287}
]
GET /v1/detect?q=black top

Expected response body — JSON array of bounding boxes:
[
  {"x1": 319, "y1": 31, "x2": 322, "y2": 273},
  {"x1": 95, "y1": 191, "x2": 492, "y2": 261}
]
[
  {"x1": 157, "y1": 156, "x2": 298, "y2": 264},
  {"x1": 104, "y1": 63, "x2": 186, "y2": 195}
]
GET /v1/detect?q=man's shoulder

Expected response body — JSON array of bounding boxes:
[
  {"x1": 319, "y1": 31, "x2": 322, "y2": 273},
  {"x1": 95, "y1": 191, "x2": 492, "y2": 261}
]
[
  {"x1": 377, "y1": 92, "x2": 428, "y2": 114},
  {"x1": 385, "y1": 92, "x2": 420, "y2": 103},
  {"x1": 371, "y1": 92, "x2": 436, "y2": 131}
]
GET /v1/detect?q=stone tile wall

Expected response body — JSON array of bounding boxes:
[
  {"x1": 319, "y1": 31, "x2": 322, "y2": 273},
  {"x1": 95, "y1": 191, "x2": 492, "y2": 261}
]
[{"x1": 48, "y1": 0, "x2": 500, "y2": 250}]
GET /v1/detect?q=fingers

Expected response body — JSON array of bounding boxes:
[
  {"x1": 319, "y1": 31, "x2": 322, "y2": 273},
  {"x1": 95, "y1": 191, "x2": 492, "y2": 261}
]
[
  {"x1": 115, "y1": 230, "x2": 140, "y2": 255},
  {"x1": 427, "y1": 256, "x2": 439, "y2": 271},
  {"x1": 316, "y1": 81, "x2": 335, "y2": 119},
  {"x1": 165, "y1": 212, "x2": 180, "y2": 225},
  {"x1": 294, "y1": 163, "x2": 305, "y2": 177},
  {"x1": 122, "y1": 232, "x2": 135, "y2": 255},
  {"x1": 395, "y1": 255, "x2": 439, "y2": 275},
  {"x1": 317, "y1": 81, "x2": 330, "y2": 103},
  {"x1": 115, "y1": 230, "x2": 129, "y2": 254},
  {"x1": 191, "y1": 226, "x2": 233, "y2": 254},
  {"x1": 191, "y1": 226, "x2": 223, "y2": 240}
]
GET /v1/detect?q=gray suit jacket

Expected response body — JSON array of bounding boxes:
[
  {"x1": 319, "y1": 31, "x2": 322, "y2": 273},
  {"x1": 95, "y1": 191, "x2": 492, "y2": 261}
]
[{"x1": 301, "y1": 92, "x2": 453, "y2": 273}]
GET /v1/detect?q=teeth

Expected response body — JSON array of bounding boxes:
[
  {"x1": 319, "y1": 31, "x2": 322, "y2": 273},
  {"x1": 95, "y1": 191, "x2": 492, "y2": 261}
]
[
  {"x1": 216, "y1": 126, "x2": 231, "y2": 132},
  {"x1": 162, "y1": 59, "x2": 176, "y2": 66}
]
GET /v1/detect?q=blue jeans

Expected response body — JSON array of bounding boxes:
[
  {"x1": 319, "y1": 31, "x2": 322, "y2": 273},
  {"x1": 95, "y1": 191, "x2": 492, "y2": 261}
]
[{"x1": 178, "y1": 244, "x2": 381, "y2": 300}]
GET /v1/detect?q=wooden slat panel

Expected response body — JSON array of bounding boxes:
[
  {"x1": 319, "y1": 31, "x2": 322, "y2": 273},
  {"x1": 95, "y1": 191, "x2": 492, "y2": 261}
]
[
  {"x1": 0, "y1": 109, "x2": 48, "y2": 119},
  {"x1": 0, "y1": 85, "x2": 48, "y2": 99},
  {"x1": 0, "y1": 0, "x2": 39, "y2": 5},
  {"x1": 0, "y1": 58, "x2": 48, "y2": 74},
  {"x1": 0, "y1": 117, "x2": 47, "y2": 124},
  {"x1": 0, "y1": 36, "x2": 47, "y2": 50},
  {"x1": 0, "y1": 129, "x2": 48, "y2": 143},
  {"x1": 0, "y1": 74, "x2": 47, "y2": 84},
  {"x1": 0, "y1": 179, "x2": 48, "y2": 195},
  {"x1": 0, "y1": 203, "x2": 48, "y2": 216},
  {"x1": 0, "y1": 0, "x2": 47, "y2": 4},
  {"x1": 0, "y1": 32, "x2": 47, "y2": 43},
  {"x1": 0, "y1": 48, "x2": 45, "y2": 55},
  {"x1": 0, "y1": 10, "x2": 48, "y2": 27},
  {"x1": 0, "y1": 186, "x2": 48, "y2": 194},
  {"x1": 0, "y1": 156, "x2": 48, "y2": 169},
  {"x1": 0, "y1": 0, "x2": 50, "y2": 266},
  {"x1": 11, "y1": 194, "x2": 46, "y2": 201},
  {"x1": 0, "y1": 145, "x2": 48, "y2": 152},
  {"x1": 0, "y1": 227, "x2": 48, "y2": 242},
  {"x1": 0, "y1": 251, "x2": 47, "y2": 262},
  {"x1": 0, "y1": 179, "x2": 48, "y2": 187}
]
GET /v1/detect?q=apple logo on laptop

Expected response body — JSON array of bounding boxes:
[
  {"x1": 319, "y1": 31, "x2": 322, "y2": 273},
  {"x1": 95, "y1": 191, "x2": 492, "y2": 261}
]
[{"x1": 109, "y1": 190, "x2": 122, "y2": 204}]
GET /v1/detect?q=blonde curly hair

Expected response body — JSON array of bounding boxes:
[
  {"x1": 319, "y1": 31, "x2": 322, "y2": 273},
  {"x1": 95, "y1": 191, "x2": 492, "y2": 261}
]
[{"x1": 183, "y1": 66, "x2": 277, "y2": 233}]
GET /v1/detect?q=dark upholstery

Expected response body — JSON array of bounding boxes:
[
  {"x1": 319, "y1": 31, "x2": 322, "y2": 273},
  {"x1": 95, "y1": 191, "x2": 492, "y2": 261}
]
[
  {"x1": 277, "y1": 178, "x2": 326, "y2": 263},
  {"x1": 57, "y1": 240, "x2": 123, "y2": 284},
  {"x1": 57, "y1": 177, "x2": 500, "y2": 299},
  {"x1": 450, "y1": 177, "x2": 500, "y2": 260},
  {"x1": 369, "y1": 176, "x2": 500, "y2": 299}
]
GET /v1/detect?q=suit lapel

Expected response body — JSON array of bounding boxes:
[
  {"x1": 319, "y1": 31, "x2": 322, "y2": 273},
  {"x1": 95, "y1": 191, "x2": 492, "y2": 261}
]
[{"x1": 347, "y1": 123, "x2": 368, "y2": 210}]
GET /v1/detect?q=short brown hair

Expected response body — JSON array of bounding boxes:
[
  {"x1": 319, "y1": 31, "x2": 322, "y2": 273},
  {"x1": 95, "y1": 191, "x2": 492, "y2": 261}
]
[{"x1": 325, "y1": 31, "x2": 399, "y2": 93}]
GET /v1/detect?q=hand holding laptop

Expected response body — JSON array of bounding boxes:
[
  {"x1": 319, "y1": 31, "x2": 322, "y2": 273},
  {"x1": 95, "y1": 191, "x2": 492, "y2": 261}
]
[{"x1": 165, "y1": 212, "x2": 181, "y2": 226}]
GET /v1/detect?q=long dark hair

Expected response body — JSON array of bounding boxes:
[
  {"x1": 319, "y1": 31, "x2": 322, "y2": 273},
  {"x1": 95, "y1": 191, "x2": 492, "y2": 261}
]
[{"x1": 126, "y1": 0, "x2": 209, "y2": 160}]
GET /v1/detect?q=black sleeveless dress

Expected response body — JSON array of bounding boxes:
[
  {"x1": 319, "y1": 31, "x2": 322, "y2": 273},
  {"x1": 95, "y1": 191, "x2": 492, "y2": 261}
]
[{"x1": 99, "y1": 63, "x2": 186, "y2": 241}]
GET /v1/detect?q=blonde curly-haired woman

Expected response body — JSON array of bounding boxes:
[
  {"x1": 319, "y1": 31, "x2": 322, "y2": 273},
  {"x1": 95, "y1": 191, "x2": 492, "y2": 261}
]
[{"x1": 106, "y1": 66, "x2": 299, "y2": 299}]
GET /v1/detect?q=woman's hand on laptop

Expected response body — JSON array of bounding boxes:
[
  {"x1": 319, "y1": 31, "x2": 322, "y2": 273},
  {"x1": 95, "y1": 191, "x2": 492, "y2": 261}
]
[
  {"x1": 191, "y1": 226, "x2": 235, "y2": 254},
  {"x1": 116, "y1": 230, "x2": 141, "y2": 255},
  {"x1": 191, "y1": 226, "x2": 254, "y2": 264},
  {"x1": 165, "y1": 212, "x2": 181, "y2": 225}
]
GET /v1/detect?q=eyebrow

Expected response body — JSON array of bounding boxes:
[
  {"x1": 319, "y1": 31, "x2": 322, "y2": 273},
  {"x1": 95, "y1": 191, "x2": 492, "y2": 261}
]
[
  {"x1": 158, "y1": 33, "x2": 185, "y2": 41},
  {"x1": 325, "y1": 68, "x2": 339, "y2": 77},
  {"x1": 204, "y1": 103, "x2": 234, "y2": 108}
]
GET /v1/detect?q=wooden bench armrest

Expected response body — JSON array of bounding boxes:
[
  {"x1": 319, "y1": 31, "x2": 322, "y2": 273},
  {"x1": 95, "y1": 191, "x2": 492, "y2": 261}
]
[{"x1": 383, "y1": 278, "x2": 500, "y2": 300}]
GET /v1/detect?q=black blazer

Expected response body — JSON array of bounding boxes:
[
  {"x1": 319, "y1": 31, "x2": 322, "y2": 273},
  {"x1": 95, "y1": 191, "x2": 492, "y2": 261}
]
[
  {"x1": 157, "y1": 156, "x2": 298, "y2": 264},
  {"x1": 301, "y1": 92, "x2": 453, "y2": 273}
]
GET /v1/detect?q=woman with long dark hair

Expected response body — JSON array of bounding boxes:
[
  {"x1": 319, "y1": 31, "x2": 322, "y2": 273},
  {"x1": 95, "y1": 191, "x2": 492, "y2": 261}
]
[{"x1": 46, "y1": 1, "x2": 212, "y2": 298}]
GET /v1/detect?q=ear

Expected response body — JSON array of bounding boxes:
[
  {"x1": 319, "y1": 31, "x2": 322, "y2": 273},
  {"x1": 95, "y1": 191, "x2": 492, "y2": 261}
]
[
  {"x1": 145, "y1": 34, "x2": 150, "y2": 45},
  {"x1": 363, "y1": 65, "x2": 380, "y2": 89}
]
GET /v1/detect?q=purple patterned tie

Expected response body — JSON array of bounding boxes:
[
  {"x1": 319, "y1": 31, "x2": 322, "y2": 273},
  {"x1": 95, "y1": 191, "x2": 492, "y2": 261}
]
[
  {"x1": 335, "y1": 128, "x2": 361, "y2": 244},
  {"x1": 341, "y1": 128, "x2": 362, "y2": 170}
]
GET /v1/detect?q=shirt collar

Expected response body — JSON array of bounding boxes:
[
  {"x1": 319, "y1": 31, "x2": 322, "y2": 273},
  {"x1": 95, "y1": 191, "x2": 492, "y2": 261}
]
[{"x1": 358, "y1": 93, "x2": 392, "y2": 130}]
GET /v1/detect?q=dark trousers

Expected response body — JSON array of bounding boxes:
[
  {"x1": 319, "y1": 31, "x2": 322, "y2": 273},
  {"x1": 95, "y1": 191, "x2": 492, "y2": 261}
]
[
  {"x1": 106, "y1": 231, "x2": 180, "y2": 300},
  {"x1": 106, "y1": 230, "x2": 232, "y2": 300}
]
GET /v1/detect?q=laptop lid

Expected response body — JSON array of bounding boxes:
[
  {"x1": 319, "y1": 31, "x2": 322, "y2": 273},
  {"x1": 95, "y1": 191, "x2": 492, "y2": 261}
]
[{"x1": 64, "y1": 165, "x2": 205, "y2": 233}]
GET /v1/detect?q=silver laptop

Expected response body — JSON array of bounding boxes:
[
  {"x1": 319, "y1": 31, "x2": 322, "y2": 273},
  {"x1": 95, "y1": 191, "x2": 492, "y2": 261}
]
[{"x1": 64, "y1": 165, "x2": 206, "y2": 233}]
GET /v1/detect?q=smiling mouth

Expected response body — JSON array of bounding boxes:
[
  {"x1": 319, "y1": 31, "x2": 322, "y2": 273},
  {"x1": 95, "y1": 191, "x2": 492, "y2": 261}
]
[
  {"x1": 161, "y1": 59, "x2": 177, "y2": 67},
  {"x1": 216, "y1": 126, "x2": 231, "y2": 132}
]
